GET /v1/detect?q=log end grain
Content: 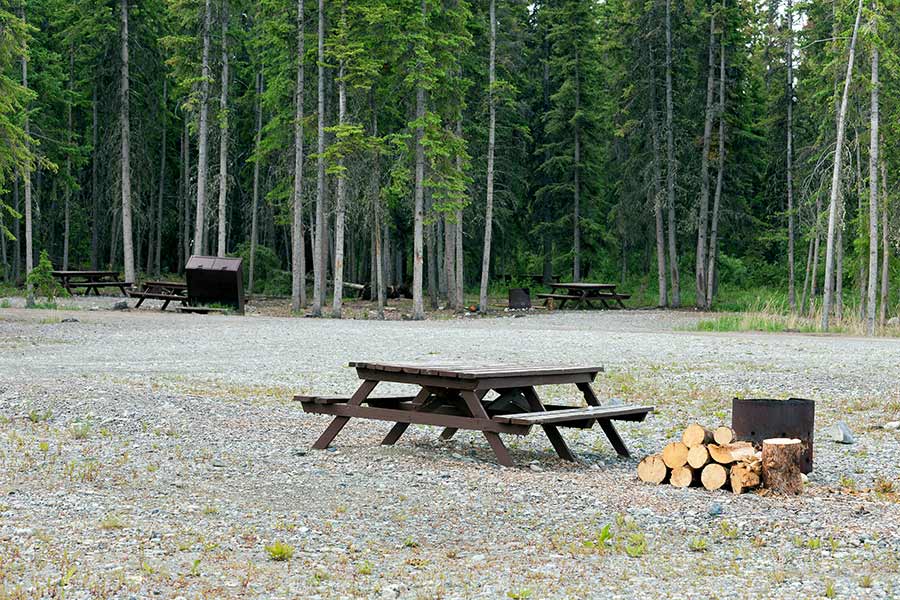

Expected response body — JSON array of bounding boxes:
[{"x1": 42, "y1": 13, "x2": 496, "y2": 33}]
[
  {"x1": 662, "y1": 441, "x2": 689, "y2": 469},
  {"x1": 682, "y1": 424, "x2": 713, "y2": 448},
  {"x1": 686, "y1": 444, "x2": 710, "y2": 469},
  {"x1": 713, "y1": 426, "x2": 734, "y2": 445},
  {"x1": 701, "y1": 463, "x2": 728, "y2": 491},
  {"x1": 670, "y1": 465, "x2": 696, "y2": 488},
  {"x1": 637, "y1": 454, "x2": 669, "y2": 485}
]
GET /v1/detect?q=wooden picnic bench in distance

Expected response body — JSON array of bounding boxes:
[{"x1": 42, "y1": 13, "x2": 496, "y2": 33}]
[
  {"x1": 536, "y1": 282, "x2": 631, "y2": 310},
  {"x1": 298, "y1": 362, "x2": 653, "y2": 467},
  {"x1": 52, "y1": 270, "x2": 132, "y2": 296},
  {"x1": 126, "y1": 280, "x2": 188, "y2": 310}
]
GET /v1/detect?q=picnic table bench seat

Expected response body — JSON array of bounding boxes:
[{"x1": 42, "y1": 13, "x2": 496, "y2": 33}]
[
  {"x1": 126, "y1": 281, "x2": 188, "y2": 310},
  {"x1": 299, "y1": 362, "x2": 654, "y2": 467}
]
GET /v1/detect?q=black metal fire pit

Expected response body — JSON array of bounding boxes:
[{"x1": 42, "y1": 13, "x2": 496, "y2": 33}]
[
  {"x1": 508, "y1": 288, "x2": 531, "y2": 310},
  {"x1": 732, "y1": 398, "x2": 815, "y2": 473}
]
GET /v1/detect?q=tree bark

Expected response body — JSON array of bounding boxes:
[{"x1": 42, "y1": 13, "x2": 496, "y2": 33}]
[
  {"x1": 479, "y1": 0, "x2": 496, "y2": 313},
  {"x1": 371, "y1": 98, "x2": 385, "y2": 319},
  {"x1": 856, "y1": 131, "x2": 866, "y2": 320},
  {"x1": 412, "y1": 0, "x2": 426, "y2": 320},
  {"x1": 880, "y1": 157, "x2": 889, "y2": 324},
  {"x1": 866, "y1": 37, "x2": 879, "y2": 335},
  {"x1": 312, "y1": 0, "x2": 326, "y2": 316},
  {"x1": 706, "y1": 10, "x2": 726, "y2": 308},
  {"x1": 216, "y1": 0, "x2": 229, "y2": 257},
  {"x1": 120, "y1": 0, "x2": 135, "y2": 284},
  {"x1": 91, "y1": 86, "x2": 99, "y2": 269},
  {"x1": 332, "y1": 3, "x2": 347, "y2": 318},
  {"x1": 182, "y1": 119, "x2": 191, "y2": 269},
  {"x1": 664, "y1": 0, "x2": 680, "y2": 307},
  {"x1": 649, "y1": 43, "x2": 667, "y2": 308},
  {"x1": 194, "y1": 0, "x2": 213, "y2": 255},
  {"x1": 455, "y1": 115, "x2": 465, "y2": 309},
  {"x1": 573, "y1": 53, "x2": 582, "y2": 282},
  {"x1": 291, "y1": 0, "x2": 306, "y2": 311},
  {"x1": 155, "y1": 78, "x2": 167, "y2": 276},
  {"x1": 821, "y1": 0, "x2": 864, "y2": 330},
  {"x1": 695, "y1": 8, "x2": 717, "y2": 309},
  {"x1": 250, "y1": 72, "x2": 263, "y2": 297},
  {"x1": 786, "y1": 0, "x2": 796, "y2": 311}
]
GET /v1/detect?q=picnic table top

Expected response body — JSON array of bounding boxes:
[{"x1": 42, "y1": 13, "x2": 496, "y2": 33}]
[
  {"x1": 548, "y1": 282, "x2": 617, "y2": 290},
  {"x1": 349, "y1": 361, "x2": 603, "y2": 380},
  {"x1": 52, "y1": 270, "x2": 119, "y2": 278}
]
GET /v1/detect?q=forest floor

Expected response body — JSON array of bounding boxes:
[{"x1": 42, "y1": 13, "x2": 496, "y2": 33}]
[{"x1": 2, "y1": 299, "x2": 900, "y2": 599}]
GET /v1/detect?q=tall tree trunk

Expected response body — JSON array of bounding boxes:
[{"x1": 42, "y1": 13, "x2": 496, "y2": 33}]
[
  {"x1": 63, "y1": 49, "x2": 73, "y2": 271},
  {"x1": 216, "y1": 0, "x2": 229, "y2": 257},
  {"x1": 808, "y1": 196, "x2": 821, "y2": 316},
  {"x1": 412, "y1": 0, "x2": 426, "y2": 320},
  {"x1": 455, "y1": 116, "x2": 464, "y2": 308},
  {"x1": 155, "y1": 78, "x2": 167, "y2": 276},
  {"x1": 856, "y1": 131, "x2": 866, "y2": 319},
  {"x1": 371, "y1": 97, "x2": 385, "y2": 319},
  {"x1": 879, "y1": 157, "x2": 889, "y2": 324},
  {"x1": 12, "y1": 175, "x2": 19, "y2": 281},
  {"x1": 426, "y1": 192, "x2": 438, "y2": 309},
  {"x1": 194, "y1": 0, "x2": 212, "y2": 255},
  {"x1": 312, "y1": 0, "x2": 326, "y2": 316},
  {"x1": 706, "y1": 8, "x2": 726, "y2": 308},
  {"x1": 664, "y1": 0, "x2": 681, "y2": 306},
  {"x1": 182, "y1": 119, "x2": 191, "y2": 268},
  {"x1": 443, "y1": 215, "x2": 455, "y2": 307},
  {"x1": 649, "y1": 42, "x2": 667, "y2": 308},
  {"x1": 21, "y1": 7, "x2": 33, "y2": 302},
  {"x1": 120, "y1": 0, "x2": 135, "y2": 284},
  {"x1": 695, "y1": 8, "x2": 717, "y2": 309},
  {"x1": 332, "y1": 4, "x2": 347, "y2": 319},
  {"x1": 821, "y1": 0, "x2": 863, "y2": 330},
  {"x1": 291, "y1": 0, "x2": 306, "y2": 311},
  {"x1": 866, "y1": 38, "x2": 879, "y2": 335},
  {"x1": 479, "y1": 0, "x2": 496, "y2": 313},
  {"x1": 836, "y1": 204, "x2": 843, "y2": 320},
  {"x1": 786, "y1": 0, "x2": 796, "y2": 311},
  {"x1": 250, "y1": 71, "x2": 263, "y2": 297},
  {"x1": 800, "y1": 233, "x2": 813, "y2": 311},
  {"x1": 91, "y1": 86, "x2": 99, "y2": 269}
]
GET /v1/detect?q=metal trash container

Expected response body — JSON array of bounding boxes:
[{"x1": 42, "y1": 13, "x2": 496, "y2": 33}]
[
  {"x1": 732, "y1": 398, "x2": 815, "y2": 473},
  {"x1": 508, "y1": 287, "x2": 531, "y2": 310},
  {"x1": 185, "y1": 255, "x2": 245, "y2": 314}
]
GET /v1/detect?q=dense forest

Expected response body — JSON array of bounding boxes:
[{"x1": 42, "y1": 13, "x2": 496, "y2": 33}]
[{"x1": 1, "y1": 0, "x2": 898, "y2": 329}]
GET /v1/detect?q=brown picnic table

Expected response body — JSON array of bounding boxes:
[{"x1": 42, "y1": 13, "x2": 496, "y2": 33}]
[
  {"x1": 126, "y1": 280, "x2": 188, "y2": 310},
  {"x1": 298, "y1": 362, "x2": 653, "y2": 467},
  {"x1": 536, "y1": 282, "x2": 631, "y2": 310},
  {"x1": 52, "y1": 270, "x2": 132, "y2": 296}
]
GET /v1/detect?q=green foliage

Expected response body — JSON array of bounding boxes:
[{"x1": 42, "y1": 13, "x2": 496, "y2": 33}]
[
  {"x1": 264, "y1": 541, "x2": 294, "y2": 561},
  {"x1": 26, "y1": 250, "x2": 67, "y2": 303},
  {"x1": 234, "y1": 243, "x2": 290, "y2": 296}
]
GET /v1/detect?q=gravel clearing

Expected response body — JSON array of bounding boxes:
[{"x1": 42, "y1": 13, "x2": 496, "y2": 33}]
[{"x1": 2, "y1": 302, "x2": 900, "y2": 599}]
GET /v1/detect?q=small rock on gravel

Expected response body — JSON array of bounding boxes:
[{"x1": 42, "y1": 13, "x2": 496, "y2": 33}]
[{"x1": 829, "y1": 421, "x2": 855, "y2": 444}]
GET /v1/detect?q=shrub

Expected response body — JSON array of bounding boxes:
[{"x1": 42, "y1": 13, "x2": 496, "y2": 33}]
[
  {"x1": 265, "y1": 541, "x2": 294, "y2": 561},
  {"x1": 26, "y1": 250, "x2": 68, "y2": 303}
]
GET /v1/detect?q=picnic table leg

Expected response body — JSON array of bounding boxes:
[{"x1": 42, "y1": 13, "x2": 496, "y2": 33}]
[
  {"x1": 576, "y1": 382, "x2": 630, "y2": 457},
  {"x1": 381, "y1": 388, "x2": 432, "y2": 446},
  {"x1": 438, "y1": 390, "x2": 486, "y2": 441},
  {"x1": 312, "y1": 380, "x2": 378, "y2": 450},
  {"x1": 521, "y1": 387, "x2": 577, "y2": 462},
  {"x1": 460, "y1": 390, "x2": 514, "y2": 467}
]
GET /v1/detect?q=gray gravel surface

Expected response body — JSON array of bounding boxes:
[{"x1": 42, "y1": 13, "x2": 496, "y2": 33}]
[{"x1": 2, "y1": 304, "x2": 900, "y2": 599}]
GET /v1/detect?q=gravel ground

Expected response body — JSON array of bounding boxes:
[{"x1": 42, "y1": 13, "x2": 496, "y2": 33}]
[{"x1": 2, "y1": 300, "x2": 900, "y2": 599}]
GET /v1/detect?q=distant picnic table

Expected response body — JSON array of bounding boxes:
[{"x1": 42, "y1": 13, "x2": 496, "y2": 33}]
[
  {"x1": 126, "y1": 280, "x2": 188, "y2": 310},
  {"x1": 537, "y1": 282, "x2": 631, "y2": 310},
  {"x1": 298, "y1": 361, "x2": 653, "y2": 467},
  {"x1": 52, "y1": 270, "x2": 131, "y2": 296}
]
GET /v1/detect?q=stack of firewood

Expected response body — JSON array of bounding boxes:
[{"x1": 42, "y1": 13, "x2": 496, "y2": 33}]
[{"x1": 637, "y1": 424, "x2": 804, "y2": 495}]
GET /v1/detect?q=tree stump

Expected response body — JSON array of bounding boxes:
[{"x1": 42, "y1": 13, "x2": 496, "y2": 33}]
[
  {"x1": 637, "y1": 454, "x2": 668, "y2": 484},
  {"x1": 761, "y1": 438, "x2": 803, "y2": 495}
]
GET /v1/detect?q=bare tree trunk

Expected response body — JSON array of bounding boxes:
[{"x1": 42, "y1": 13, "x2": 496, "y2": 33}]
[
  {"x1": 216, "y1": 0, "x2": 229, "y2": 257},
  {"x1": 91, "y1": 87, "x2": 99, "y2": 269},
  {"x1": 332, "y1": 4, "x2": 347, "y2": 319},
  {"x1": 443, "y1": 215, "x2": 455, "y2": 307},
  {"x1": 194, "y1": 0, "x2": 212, "y2": 255},
  {"x1": 370, "y1": 97, "x2": 385, "y2": 319},
  {"x1": 695, "y1": 8, "x2": 717, "y2": 309},
  {"x1": 455, "y1": 116, "x2": 464, "y2": 308},
  {"x1": 182, "y1": 119, "x2": 191, "y2": 268},
  {"x1": 12, "y1": 176, "x2": 19, "y2": 281},
  {"x1": 427, "y1": 192, "x2": 438, "y2": 309},
  {"x1": 312, "y1": 0, "x2": 326, "y2": 316},
  {"x1": 412, "y1": 0, "x2": 426, "y2": 320},
  {"x1": 21, "y1": 6, "x2": 33, "y2": 302},
  {"x1": 665, "y1": 0, "x2": 680, "y2": 307},
  {"x1": 706, "y1": 10, "x2": 726, "y2": 308},
  {"x1": 63, "y1": 49, "x2": 73, "y2": 271},
  {"x1": 250, "y1": 72, "x2": 263, "y2": 297},
  {"x1": 809, "y1": 198, "x2": 821, "y2": 316},
  {"x1": 120, "y1": 0, "x2": 135, "y2": 284},
  {"x1": 856, "y1": 132, "x2": 866, "y2": 319},
  {"x1": 786, "y1": 0, "x2": 796, "y2": 311},
  {"x1": 291, "y1": 0, "x2": 306, "y2": 311},
  {"x1": 649, "y1": 44, "x2": 667, "y2": 308},
  {"x1": 800, "y1": 234, "x2": 813, "y2": 311},
  {"x1": 821, "y1": 0, "x2": 863, "y2": 330},
  {"x1": 479, "y1": 0, "x2": 496, "y2": 313},
  {"x1": 866, "y1": 38, "x2": 879, "y2": 335},
  {"x1": 879, "y1": 157, "x2": 889, "y2": 324},
  {"x1": 155, "y1": 78, "x2": 167, "y2": 276}
]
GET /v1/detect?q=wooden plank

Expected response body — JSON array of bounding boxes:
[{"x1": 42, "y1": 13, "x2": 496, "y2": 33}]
[
  {"x1": 302, "y1": 403, "x2": 530, "y2": 435},
  {"x1": 493, "y1": 405, "x2": 654, "y2": 425},
  {"x1": 350, "y1": 362, "x2": 603, "y2": 380},
  {"x1": 292, "y1": 395, "x2": 415, "y2": 405}
]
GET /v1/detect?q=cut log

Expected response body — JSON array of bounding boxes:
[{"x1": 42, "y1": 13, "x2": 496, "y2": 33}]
[
  {"x1": 662, "y1": 441, "x2": 689, "y2": 469},
  {"x1": 637, "y1": 454, "x2": 668, "y2": 485},
  {"x1": 730, "y1": 463, "x2": 761, "y2": 494},
  {"x1": 708, "y1": 441, "x2": 755, "y2": 465},
  {"x1": 701, "y1": 463, "x2": 728, "y2": 491},
  {"x1": 670, "y1": 465, "x2": 696, "y2": 488},
  {"x1": 686, "y1": 444, "x2": 710, "y2": 469},
  {"x1": 682, "y1": 424, "x2": 713, "y2": 448},
  {"x1": 761, "y1": 438, "x2": 803, "y2": 495},
  {"x1": 713, "y1": 426, "x2": 734, "y2": 445}
]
